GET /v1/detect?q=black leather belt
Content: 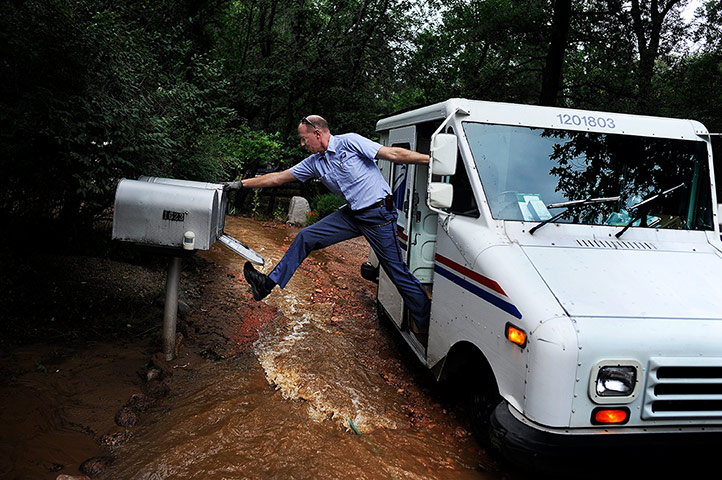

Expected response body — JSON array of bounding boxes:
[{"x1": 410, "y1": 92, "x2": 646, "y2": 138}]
[{"x1": 351, "y1": 195, "x2": 393, "y2": 213}]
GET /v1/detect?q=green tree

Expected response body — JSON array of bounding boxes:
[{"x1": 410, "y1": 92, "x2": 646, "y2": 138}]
[
  {"x1": 657, "y1": 0, "x2": 722, "y2": 131},
  {"x1": 397, "y1": 0, "x2": 708, "y2": 117},
  {"x1": 214, "y1": 0, "x2": 426, "y2": 140},
  {"x1": 2, "y1": 0, "x2": 720, "y2": 242},
  {"x1": 0, "y1": 0, "x2": 235, "y2": 238},
  {"x1": 398, "y1": 0, "x2": 564, "y2": 107}
]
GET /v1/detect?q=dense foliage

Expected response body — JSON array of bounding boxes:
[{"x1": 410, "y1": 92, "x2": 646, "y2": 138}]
[
  {"x1": 308, "y1": 193, "x2": 348, "y2": 223},
  {"x1": 1, "y1": 0, "x2": 720, "y2": 236}
]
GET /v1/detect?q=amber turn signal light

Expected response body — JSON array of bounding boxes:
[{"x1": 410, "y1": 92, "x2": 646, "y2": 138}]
[
  {"x1": 505, "y1": 322, "x2": 527, "y2": 348},
  {"x1": 591, "y1": 407, "x2": 630, "y2": 425}
]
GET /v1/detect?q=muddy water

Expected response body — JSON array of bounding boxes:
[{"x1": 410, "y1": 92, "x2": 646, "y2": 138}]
[
  {"x1": 0, "y1": 343, "x2": 149, "y2": 479},
  {"x1": 98, "y1": 216, "x2": 495, "y2": 479}
]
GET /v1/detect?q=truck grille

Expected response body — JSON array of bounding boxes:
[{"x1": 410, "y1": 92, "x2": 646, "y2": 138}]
[{"x1": 643, "y1": 358, "x2": 722, "y2": 419}]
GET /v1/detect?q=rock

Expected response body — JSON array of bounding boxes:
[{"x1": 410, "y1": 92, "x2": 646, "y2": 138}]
[
  {"x1": 150, "y1": 352, "x2": 174, "y2": 378},
  {"x1": 125, "y1": 393, "x2": 155, "y2": 412},
  {"x1": 142, "y1": 379, "x2": 170, "y2": 399},
  {"x1": 146, "y1": 367, "x2": 162, "y2": 382},
  {"x1": 125, "y1": 393, "x2": 155, "y2": 413},
  {"x1": 114, "y1": 406, "x2": 138, "y2": 428},
  {"x1": 79, "y1": 456, "x2": 113, "y2": 476},
  {"x1": 287, "y1": 196, "x2": 310, "y2": 225},
  {"x1": 200, "y1": 346, "x2": 224, "y2": 362},
  {"x1": 174, "y1": 332, "x2": 184, "y2": 357},
  {"x1": 177, "y1": 299, "x2": 191, "y2": 319},
  {"x1": 43, "y1": 461, "x2": 64, "y2": 472},
  {"x1": 100, "y1": 430, "x2": 134, "y2": 451}
]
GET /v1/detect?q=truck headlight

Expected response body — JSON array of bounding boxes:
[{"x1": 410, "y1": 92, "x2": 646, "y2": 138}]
[
  {"x1": 588, "y1": 360, "x2": 642, "y2": 404},
  {"x1": 596, "y1": 366, "x2": 635, "y2": 396}
]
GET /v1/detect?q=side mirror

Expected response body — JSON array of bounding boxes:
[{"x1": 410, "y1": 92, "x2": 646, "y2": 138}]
[
  {"x1": 430, "y1": 133, "x2": 457, "y2": 176},
  {"x1": 429, "y1": 182, "x2": 454, "y2": 209}
]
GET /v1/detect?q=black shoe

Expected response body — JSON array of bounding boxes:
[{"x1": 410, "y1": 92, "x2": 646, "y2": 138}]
[{"x1": 243, "y1": 262, "x2": 272, "y2": 301}]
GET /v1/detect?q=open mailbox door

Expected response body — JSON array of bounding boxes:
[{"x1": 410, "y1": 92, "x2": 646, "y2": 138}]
[{"x1": 217, "y1": 234, "x2": 264, "y2": 265}]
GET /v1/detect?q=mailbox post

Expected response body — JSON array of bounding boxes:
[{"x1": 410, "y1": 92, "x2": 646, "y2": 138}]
[
  {"x1": 112, "y1": 177, "x2": 263, "y2": 360},
  {"x1": 163, "y1": 256, "x2": 182, "y2": 360}
]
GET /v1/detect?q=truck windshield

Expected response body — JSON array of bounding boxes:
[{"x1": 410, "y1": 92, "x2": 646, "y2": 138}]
[{"x1": 463, "y1": 122, "x2": 713, "y2": 231}]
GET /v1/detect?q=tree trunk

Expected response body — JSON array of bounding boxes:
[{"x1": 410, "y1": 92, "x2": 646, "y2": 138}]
[
  {"x1": 630, "y1": 0, "x2": 682, "y2": 112},
  {"x1": 539, "y1": 0, "x2": 572, "y2": 107}
]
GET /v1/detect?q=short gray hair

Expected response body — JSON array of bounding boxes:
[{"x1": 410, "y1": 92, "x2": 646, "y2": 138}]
[{"x1": 300, "y1": 115, "x2": 329, "y2": 132}]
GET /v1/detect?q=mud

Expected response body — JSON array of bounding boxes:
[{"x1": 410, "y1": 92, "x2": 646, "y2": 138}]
[{"x1": 0, "y1": 343, "x2": 150, "y2": 478}]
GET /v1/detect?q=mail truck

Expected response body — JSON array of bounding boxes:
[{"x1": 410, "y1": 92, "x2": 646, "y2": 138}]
[{"x1": 364, "y1": 98, "x2": 722, "y2": 462}]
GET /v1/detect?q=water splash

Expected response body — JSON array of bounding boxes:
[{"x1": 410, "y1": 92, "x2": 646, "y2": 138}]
[{"x1": 254, "y1": 275, "x2": 404, "y2": 433}]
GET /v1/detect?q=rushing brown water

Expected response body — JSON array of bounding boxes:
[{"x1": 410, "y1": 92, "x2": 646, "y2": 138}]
[
  {"x1": 99, "y1": 217, "x2": 494, "y2": 479},
  {"x1": 2, "y1": 216, "x2": 500, "y2": 479},
  {"x1": 97, "y1": 357, "x2": 487, "y2": 479}
]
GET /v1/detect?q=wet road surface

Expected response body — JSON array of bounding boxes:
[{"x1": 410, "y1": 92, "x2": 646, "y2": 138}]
[{"x1": 99, "y1": 216, "x2": 501, "y2": 479}]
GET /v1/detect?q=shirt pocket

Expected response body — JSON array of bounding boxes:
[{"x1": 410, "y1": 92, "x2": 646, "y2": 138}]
[{"x1": 339, "y1": 155, "x2": 367, "y2": 185}]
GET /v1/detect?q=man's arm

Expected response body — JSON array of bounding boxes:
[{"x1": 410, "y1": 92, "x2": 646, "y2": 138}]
[
  {"x1": 375, "y1": 146, "x2": 430, "y2": 165},
  {"x1": 240, "y1": 169, "x2": 297, "y2": 189}
]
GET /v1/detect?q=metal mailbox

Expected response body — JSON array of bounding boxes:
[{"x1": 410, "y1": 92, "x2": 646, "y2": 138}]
[
  {"x1": 113, "y1": 179, "x2": 219, "y2": 250},
  {"x1": 112, "y1": 177, "x2": 263, "y2": 264}
]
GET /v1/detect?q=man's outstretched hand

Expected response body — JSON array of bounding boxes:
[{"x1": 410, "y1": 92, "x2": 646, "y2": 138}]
[{"x1": 221, "y1": 181, "x2": 243, "y2": 191}]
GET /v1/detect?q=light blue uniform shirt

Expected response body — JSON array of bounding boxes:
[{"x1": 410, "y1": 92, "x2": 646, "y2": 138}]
[{"x1": 290, "y1": 133, "x2": 391, "y2": 210}]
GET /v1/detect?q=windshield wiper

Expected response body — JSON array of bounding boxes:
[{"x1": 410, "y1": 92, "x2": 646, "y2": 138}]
[
  {"x1": 529, "y1": 196, "x2": 620, "y2": 235},
  {"x1": 615, "y1": 183, "x2": 685, "y2": 238}
]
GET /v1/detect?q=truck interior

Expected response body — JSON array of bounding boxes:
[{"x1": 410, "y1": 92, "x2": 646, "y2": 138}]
[{"x1": 381, "y1": 120, "x2": 482, "y2": 351}]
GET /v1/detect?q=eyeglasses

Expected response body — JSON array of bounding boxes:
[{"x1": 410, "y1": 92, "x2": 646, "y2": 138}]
[{"x1": 301, "y1": 117, "x2": 318, "y2": 131}]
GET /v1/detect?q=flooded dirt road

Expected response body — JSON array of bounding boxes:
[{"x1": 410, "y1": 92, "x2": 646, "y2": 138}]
[
  {"x1": 99, "y1": 216, "x2": 500, "y2": 479},
  {"x1": 0, "y1": 216, "x2": 509, "y2": 479}
]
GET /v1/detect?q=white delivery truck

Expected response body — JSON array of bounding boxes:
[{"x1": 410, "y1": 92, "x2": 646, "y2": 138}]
[{"x1": 362, "y1": 98, "x2": 722, "y2": 461}]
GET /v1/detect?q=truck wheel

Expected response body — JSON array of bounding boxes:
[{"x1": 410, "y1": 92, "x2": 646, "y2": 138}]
[{"x1": 467, "y1": 381, "x2": 501, "y2": 448}]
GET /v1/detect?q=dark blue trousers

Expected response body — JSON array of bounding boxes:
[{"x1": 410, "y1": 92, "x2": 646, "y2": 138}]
[{"x1": 268, "y1": 205, "x2": 430, "y2": 328}]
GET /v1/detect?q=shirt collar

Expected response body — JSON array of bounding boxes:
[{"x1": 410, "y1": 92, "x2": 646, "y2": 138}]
[{"x1": 325, "y1": 135, "x2": 337, "y2": 155}]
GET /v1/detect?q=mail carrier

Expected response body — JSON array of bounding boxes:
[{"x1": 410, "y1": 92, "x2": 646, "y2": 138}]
[{"x1": 364, "y1": 98, "x2": 722, "y2": 459}]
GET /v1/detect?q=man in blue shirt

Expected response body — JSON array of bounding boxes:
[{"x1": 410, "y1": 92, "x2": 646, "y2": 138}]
[{"x1": 237, "y1": 115, "x2": 431, "y2": 332}]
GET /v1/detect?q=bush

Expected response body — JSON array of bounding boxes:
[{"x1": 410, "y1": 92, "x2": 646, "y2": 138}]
[{"x1": 308, "y1": 193, "x2": 346, "y2": 223}]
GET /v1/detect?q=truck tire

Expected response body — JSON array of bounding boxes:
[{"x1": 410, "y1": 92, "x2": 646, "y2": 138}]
[{"x1": 467, "y1": 378, "x2": 501, "y2": 449}]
